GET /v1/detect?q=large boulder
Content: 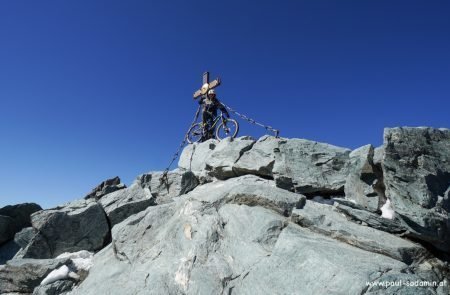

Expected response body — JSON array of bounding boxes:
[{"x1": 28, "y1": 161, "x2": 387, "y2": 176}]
[
  {"x1": 32, "y1": 279, "x2": 74, "y2": 295},
  {"x1": 134, "y1": 169, "x2": 185, "y2": 204},
  {"x1": 229, "y1": 225, "x2": 432, "y2": 295},
  {"x1": 272, "y1": 138, "x2": 351, "y2": 194},
  {"x1": 179, "y1": 136, "x2": 352, "y2": 195},
  {"x1": 179, "y1": 137, "x2": 256, "y2": 180},
  {"x1": 98, "y1": 185, "x2": 156, "y2": 227},
  {"x1": 344, "y1": 144, "x2": 381, "y2": 211},
  {"x1": 0, "y1": 203, "x2": 42, "y2": 245},
  {"x1": 333, "y1": 200, "x2": 408, "y2": 234},
  {"x1": 22, "y1": 200, "x2": 110, "y2": 258},
  {"x1": 382, "y1": 127, "x2": 450, "y2": 252},
  {"x1": 20, "y1": 231, "x2": 53, "y2": 259},
  {"x1": 292, "y1": 200, "x2": 427, "y2": 264},
  {"x1": 14, "y1": 227, "x2": 37, "y2": 249},
  {"x1": 10, "y1": 227, "x2": 38, "y2": 260},
  {"x1": 134, "y1": 169, "x2": 200, "y2": 204},
  {"x1": 233, "y1": 135, "x2": 280, "y2": 178},
  {"x1": 0, "y1": 258, "x2": 70, "y2": 294},
  {"x1": 203, "y1": 137, "x2": 255, "y2": 179},
  {"x1": 179, "y1": 171, "x2": 200, "y2": 195},
  {"x1": 0, "y1": 215, "x2": 15, "y2": 245},
  {"x1": 84, "y1": 176, "x2": 126, "y2": 200},
  {"x1": 178, "y1": 139, "x2": 219, "y2": 172},
  {"x1": 0, "y1": 239, "x2": 20, "y2": 265}
]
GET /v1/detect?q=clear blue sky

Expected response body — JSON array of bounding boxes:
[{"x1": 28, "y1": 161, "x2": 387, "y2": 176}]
[{"x1": 1, "y1": 1, "x2": 449, "y2": 209}]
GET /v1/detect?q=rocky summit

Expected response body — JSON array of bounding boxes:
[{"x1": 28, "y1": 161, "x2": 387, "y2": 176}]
[{"x1": 0, "y1": 127, "x2": 449, "y2": 295}]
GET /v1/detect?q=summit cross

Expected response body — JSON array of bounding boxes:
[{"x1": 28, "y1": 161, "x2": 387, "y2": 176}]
[{"x1": 193, "y1": 71, "x2": 221, "y2": 99}]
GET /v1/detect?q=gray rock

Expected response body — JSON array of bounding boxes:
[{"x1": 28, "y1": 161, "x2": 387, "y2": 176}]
[
  {"x1": 14, "y1": 227, "x2": 37, "y2": 248},
  {"x1": 0, "y1": 215, "x2": 15, "y2": 245},
  {"x1": 70, "y1": 176, "x2": 307, "y2": 295},
  {"x1": 231, "y1": 224, "x2": 409, "y2": 295},
  {"x1": 84, "y1": 176, "x2": 126, "y2": 200},
  {"x1": 23, "y1": 199, "x2": 110, "y2": 258},
  {"x1": 98, "y1": 185, "x2": 156, "y2": 227},
  {"x1": 178, "y1": 139, "x2": 219, "y2": 172},
  {"x1": 32, "y1": 279, "x2": 74, "y2": 295},
  {"x1": 135, "y1": 169, "x2": 200, "y2": 203},
  {"x1": 179, "y1": 136, "x2": 352, "y2": 195},
  {"x1": 70, "y1": 174, "x2": 435, "y2": 295},
  {"x1": 382, "y1": 127, "x2": 450, "y2": 252},
  {"x1": 273, "y1": 138, "x2": 351, "y2": 194},
  {"x1": 0, "y1": 203, "x2": 42, "y2": 245},
  {"x1": 7, "y1": 129, "x2": 449, "y2": 294},
  {"x1": 0, "y1": 258, "x2": 70, "y2": 293},
  {"x1": 179, "y1": 137, "x2": 256, "y2": 180},
  {"x1": 344, "y1": 144, "x2": 380, "y2": 211},
  {"x1": 233, "y1": 135, "x2": 281, "y2": 178},
  {"x1": 411, "y1": 257, "x2": 450, "y2": 294},
  {"x1": 333, "y1": 201, "x2": 408, "y2": 234},
  {"x1": 134, "y1": 169, "x2": 184, "y2": 204},
  {"x1": 373, "y1": 146, "x2": 384, "y2": 166},
  {"x1": 19, "y1": 232, "x2": 52, "y2": 259},
  {"x1": 184, "y1": 175, "x2": 306, "y2": 216},
  {"x1": 0, "y1": 239, "x2": 20, "y2": 265},
  {"x1": 292, "y1": 200, "x2": 427, "y2": 264},
  {"x1": 179, "y1": 171, "x2": 199, "y2": 195},
  {"x1": 66, "y1": 244, "x2": 133, "y2": 295},
  {"x1": 204, "y1": 137, "x2": 255, "y2": 179}
]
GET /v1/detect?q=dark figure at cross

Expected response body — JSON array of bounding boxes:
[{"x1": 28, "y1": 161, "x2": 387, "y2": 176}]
[{"x1": 193, "y1": 72, "x2": 229, "y2": 141}]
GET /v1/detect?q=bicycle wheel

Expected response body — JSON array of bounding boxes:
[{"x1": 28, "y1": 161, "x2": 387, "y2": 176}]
[
  {"x1": 215, "y1": 119, "x2": 239, "y2": 141},
  {"x1": 186, "y1": 123, "x2": 204, "y2": 144}
]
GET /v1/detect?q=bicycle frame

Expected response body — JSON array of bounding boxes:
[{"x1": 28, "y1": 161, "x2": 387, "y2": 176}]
[
  {"x1": 203, "y1": 112, "x2": 227, "y2": 134},
  {"x1": 186, "y1": 111, "x2": 238, "y2": 143}
]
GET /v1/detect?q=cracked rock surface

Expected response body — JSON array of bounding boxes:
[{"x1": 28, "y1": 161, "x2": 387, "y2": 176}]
[
  {"x1": 0, "y1": 258, "x2": 71, "y2": 293},
  {"x1": 22, "y1": 200, "x2": 110, "y2": 259},
  {"x1": 382, "y1": 127, "x2": 450, "y2": 252},
  {"x1": 70, "y1": 175, "x2": 447, "y2": 295},
  {"x1": 2, "y1": 127, "x2": 450, "y2": 295},
  {"x1": 98, "y1": 184, "x2": 156, "y2": 227}
]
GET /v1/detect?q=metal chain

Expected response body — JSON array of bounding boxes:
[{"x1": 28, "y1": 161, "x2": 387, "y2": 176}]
[
  {"x1": 221, "y1": 102, "x2": 280, "y2": 137},
  {"x1": 159, "y1": 105, "x2": 201, "y2": 185},
  {"x1": 159, "y1": 100, "x2": 280, "y2": 186}
]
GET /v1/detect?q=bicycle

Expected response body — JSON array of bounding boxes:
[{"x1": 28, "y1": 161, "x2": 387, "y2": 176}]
[{"x1": 186, "y1": 112, "x2": 239, "y2": 143}]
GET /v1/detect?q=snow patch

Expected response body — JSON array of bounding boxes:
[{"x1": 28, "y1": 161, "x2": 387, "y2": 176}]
[
  {"x1": 40, "y1": 251, "x2": 94, "y2": 286},
  {"x1": 381, "y1": 199, "x2": 395, "y2": 219},
  {"x1": 57, "y1": 250, "x2": 94, "y2": 272},
  {"x1": 40, "y1": 265, "x2": 79, "y2": 285},
  {"x1": 214, "y1": 182, "x2": 225, "y2": 188}
]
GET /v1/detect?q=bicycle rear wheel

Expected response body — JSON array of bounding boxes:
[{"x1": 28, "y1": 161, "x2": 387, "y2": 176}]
[
  {"x1": 186, "y1": 123, "x2": 203, "y2": 144},
  {"x1": 215, "y1": 119, "x2": 239, "y2": 141}
]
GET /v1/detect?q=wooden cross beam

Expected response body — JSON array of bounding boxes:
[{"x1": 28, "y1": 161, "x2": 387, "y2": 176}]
[{"x1": 193, "y1": 71, "x2": 221, "y2": 99}]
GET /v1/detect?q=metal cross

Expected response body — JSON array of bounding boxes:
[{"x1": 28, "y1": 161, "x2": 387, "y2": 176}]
[{"x1": 193, "y1": 71, "x2": 221, "y2": 99}]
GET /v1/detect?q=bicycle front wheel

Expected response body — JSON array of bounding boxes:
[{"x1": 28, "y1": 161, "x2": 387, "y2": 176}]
[
  {"x1": 186, "y1": 123, "x2": 203, "y2": 144},
  {"x1": 215, "y1": 119, "x2": 239, "y2": 141}
]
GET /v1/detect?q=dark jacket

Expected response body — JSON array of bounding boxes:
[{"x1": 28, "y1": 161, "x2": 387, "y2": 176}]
[{"x1": 198, "y1": 95, "x2": 229, "y2": 117}]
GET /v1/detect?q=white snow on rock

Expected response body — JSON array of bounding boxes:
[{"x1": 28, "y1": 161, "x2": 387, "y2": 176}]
[
  {"x1": 57, "y1": 250, "x2": 94, "y2": 272},
  {"x1": 40, "y1": 250, "x2": 94, "y2": 286},
  {"x1": 40, "y1": 265, "x2": 79, "y2": 285},
  {"x1": 381, "y1": 199, "x2": 395, "y2": 219}
]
